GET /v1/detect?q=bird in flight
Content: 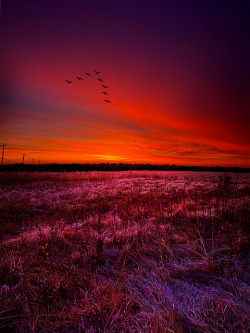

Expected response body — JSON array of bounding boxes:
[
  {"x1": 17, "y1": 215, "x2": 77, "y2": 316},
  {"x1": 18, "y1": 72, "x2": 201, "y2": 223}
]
[
  {"x1": 102, "y1": 91, "x2": 109, "y2": 95},
  {"x1": 85, "y1": 73, "x2": 91, "y2": 76},
  {"x1": 94, "y1": 71, "x2": 101, "y2": 75},
  {"x1": 101, "y1": 85, "x2": 109, "y2": 88},
  {"x1": 97, "y1": 78, "x2": 103, "y2": 82},
  {"x1": 104, "y1": 99, "x2": 111, "y2": 103},
  {"x1": 65, "y1": 80, "x2": 73, "y2": 84},
  {"x1": 76, "y1": 77, "x2": 83, "y2": 80}
]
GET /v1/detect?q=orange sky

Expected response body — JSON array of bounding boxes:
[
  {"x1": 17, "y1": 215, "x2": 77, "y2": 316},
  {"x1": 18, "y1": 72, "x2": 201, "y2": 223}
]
[{"x1": 1, "y1": 0, "x2": 250, "y2": 167}]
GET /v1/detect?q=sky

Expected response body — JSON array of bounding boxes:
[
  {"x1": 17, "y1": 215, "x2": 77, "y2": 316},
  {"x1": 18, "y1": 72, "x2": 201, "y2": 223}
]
[{"x1": 0, "y1": 0, "x2": 250, "y2": 166}]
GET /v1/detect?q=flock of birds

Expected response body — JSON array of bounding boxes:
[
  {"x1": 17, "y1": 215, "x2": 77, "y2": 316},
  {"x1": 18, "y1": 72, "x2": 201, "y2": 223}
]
[{"x1": 65, "y1": 71, "x2": 111, "y2": 103}]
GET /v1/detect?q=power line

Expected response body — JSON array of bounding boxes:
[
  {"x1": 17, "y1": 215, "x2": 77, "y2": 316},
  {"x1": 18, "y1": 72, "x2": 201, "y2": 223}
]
[
  {"x1": 6, "y1": 147, "x2": 24, "y2": 154},
  {"x1": 3, "y1": 158, "x2": 16, "y2": 164},
  {"x1": 0, "y1": 143, "x2": 33, "y2": 164},
  {"x1": 4, "y1": 145, "x2": 48, "y2": 154},
  {"x1": 0, "y1": 143, "x2": 47, "y2": 165}
]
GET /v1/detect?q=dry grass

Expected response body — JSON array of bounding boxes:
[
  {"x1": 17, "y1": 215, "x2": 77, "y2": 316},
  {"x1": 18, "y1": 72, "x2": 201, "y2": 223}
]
[{"x1": 0, "y1": 171, "x2": 249, "y2": 332}]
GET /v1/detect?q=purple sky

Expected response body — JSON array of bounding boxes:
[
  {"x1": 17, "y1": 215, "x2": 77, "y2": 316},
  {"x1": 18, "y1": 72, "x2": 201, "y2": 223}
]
[{"x1": 1, "y1": 0, "x2": 250, "y2": 166}]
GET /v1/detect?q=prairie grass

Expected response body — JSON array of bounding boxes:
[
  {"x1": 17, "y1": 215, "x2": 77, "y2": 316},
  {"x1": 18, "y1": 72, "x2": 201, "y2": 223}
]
[{"x1": 0, "y1": 171, "x2": 249, "y2": 332}]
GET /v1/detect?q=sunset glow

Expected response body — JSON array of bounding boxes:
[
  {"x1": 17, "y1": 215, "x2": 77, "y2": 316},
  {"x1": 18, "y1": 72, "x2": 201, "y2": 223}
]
[{"x1": 1, "y1": 0, "x2": 249, "y2": 167}]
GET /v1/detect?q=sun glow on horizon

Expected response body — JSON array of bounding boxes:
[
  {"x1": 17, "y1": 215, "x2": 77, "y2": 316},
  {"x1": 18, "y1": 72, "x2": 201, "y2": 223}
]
[{"x1": 94, "y1": 154, "x2": 129, "y2": 161}]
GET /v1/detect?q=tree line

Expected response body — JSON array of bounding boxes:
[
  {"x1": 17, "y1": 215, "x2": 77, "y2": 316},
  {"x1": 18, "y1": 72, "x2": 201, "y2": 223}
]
[{"x1": 0, "y1": 163, "x2": 249, "y2": 173}]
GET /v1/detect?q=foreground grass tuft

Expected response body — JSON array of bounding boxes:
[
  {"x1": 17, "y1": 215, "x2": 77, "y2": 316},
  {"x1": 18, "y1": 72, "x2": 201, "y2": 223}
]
[{"x1": 0, "y1": 171, "x2": 249, "y2": 332}]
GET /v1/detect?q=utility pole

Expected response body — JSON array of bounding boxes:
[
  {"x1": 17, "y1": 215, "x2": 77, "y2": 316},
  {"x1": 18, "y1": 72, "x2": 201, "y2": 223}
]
[
  {"x1": 22, "y1": 154, "x2": 27, "y2": 164},
  {"x1": 1, "y1": 144, "x2": 7, "y2": 165}
]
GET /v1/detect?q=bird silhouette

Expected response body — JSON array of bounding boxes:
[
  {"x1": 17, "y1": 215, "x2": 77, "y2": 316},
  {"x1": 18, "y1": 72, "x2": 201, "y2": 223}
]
[
  {"x1": 104, "y1": 99, "x2": 111, "y2": 103},
  {"x1": 97, "y1": 78, "x2": 103, "y2": 82},
  {"x1": 65, "y1": 80, "x2": 73, "y2": 84},
  {"x1": 102, "y1": 92, "x2": 109, "y2": 95},
  {"x1": 85, "y1": 73, "x2": 91, "y2": 76},
  {"x1": 101, "y1": 85, "x2": 109, "y2": 88},
  {"x1": 76, "y1": 77, "x2": 83, "y2": 80},
  {"x1": 94, "y1": 71, "x2": 101, "y2": 75}
]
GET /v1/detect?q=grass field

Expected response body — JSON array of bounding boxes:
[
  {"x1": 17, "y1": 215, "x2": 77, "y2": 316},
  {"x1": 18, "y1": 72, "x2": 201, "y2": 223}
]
[{"x1": 0, "y1": 171, "x2": 249, "y2": 332}]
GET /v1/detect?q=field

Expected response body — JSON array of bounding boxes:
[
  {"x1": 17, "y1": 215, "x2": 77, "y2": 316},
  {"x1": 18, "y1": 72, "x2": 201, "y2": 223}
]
[{"x1": 0, "y1": 171, "x2": 249, "y2": 332}]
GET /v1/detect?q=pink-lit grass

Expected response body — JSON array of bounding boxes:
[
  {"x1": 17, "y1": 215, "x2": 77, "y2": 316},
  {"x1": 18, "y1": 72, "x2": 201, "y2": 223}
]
[{"x1": 0, "y1": 171, "x2": 249, "y2": 332}]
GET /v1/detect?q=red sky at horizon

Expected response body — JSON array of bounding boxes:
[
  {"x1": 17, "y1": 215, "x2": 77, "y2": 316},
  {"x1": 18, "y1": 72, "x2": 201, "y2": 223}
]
[{"x1": 1, "y1": 0, "x2": 249, "y2": 167}]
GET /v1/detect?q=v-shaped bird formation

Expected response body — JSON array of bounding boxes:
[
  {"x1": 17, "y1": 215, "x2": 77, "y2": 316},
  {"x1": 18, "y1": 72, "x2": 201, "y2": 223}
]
[{"x1": 65, "y1": 71, "x2": 111, "y2": 103}]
